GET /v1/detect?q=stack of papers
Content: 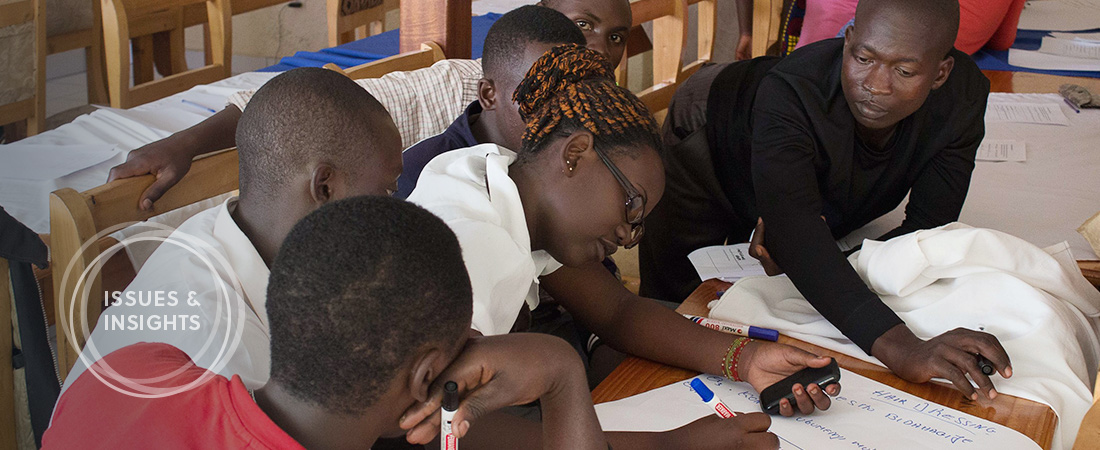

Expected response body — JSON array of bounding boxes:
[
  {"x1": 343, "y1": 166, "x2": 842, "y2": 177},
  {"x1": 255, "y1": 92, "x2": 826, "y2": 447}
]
[
  {"x1": 1009, "y1": 26, "x2": 1100, "y2": 71},
  {"x1": 1017, "y1": 0, "x2": 1100, "y2": 31}
]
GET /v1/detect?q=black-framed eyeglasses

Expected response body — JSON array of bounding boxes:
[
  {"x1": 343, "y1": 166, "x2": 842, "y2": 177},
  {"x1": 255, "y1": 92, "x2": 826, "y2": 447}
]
[{"x1": 591, "y1": 146, "x2": 646, "y2": 249}]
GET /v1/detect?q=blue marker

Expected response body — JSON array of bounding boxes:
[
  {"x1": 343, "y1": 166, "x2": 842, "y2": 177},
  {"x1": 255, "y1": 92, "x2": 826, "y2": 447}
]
[
  {"x1": 181, "y1": 99, "x2": 217, "y2": 113},
  {"x1": 683, "y1": 315, "x2": 780, "y2": 341},
  {"x1": 691, "y1": 378, "x2": 737, "y2": 418}
]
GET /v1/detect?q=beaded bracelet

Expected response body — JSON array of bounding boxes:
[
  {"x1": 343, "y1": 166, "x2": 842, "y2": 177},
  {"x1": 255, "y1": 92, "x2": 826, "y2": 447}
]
[{"x1": 721, "y1": 337, "x2": 751, "y2": 382}]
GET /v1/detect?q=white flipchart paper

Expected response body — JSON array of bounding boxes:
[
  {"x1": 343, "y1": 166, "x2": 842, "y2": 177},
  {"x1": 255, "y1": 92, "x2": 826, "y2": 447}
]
[{"x1": 595, "y1": 372, "x2": 1039, "y2": 449}]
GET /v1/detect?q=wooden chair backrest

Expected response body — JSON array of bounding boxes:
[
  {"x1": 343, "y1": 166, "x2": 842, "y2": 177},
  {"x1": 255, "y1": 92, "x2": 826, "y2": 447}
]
[
  {"x1": 49, "y1": 149, "x2": 239, "y2": 381},
  {"x1": 751, "y1": 0, "x2": 784, "y2": 58},
  {"x1": 0, "y1": 0, "x2": 45, "y2": 136},
  {"x1": 101, "y1": 0, "x2": 231, "y2": 108},
  {"x1": 343, "y1": 42, "x2": 445, "y2": 79},
  {"x1": 679, "y1": 0, "x2": 717, "y2": 83},
  {"x1": 327, "y1": 0, "x2": 399, "y2": 47},
  {"x1": 43, "y1": 0, "x2": 109, "y2": 103},
  {"x1": 616, "y1": 0, "x2": 687, "y2": 116}
]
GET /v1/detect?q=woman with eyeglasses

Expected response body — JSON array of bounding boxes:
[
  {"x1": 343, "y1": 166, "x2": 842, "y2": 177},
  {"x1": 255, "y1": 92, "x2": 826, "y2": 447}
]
[{"x1": 406, "y1": 44, "x2": 840, "y2": 447}]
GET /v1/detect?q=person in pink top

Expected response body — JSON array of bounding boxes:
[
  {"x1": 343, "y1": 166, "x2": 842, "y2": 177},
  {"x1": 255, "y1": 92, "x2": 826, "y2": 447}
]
[{"x1": 796, "y1": 0, "x2": 1027, "y2": 54}]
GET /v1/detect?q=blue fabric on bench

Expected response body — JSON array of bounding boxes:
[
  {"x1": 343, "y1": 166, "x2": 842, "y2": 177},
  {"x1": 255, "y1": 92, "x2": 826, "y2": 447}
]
[{"x1": 259, "y1": 13, "x2": 502, "y2": 72}]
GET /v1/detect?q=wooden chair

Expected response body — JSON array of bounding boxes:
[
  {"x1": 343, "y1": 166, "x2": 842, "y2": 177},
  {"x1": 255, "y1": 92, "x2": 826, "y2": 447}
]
[
  {"x1": 0, "y1": 0, "x2": 46, "y2": 138},
  {"x1": 681, "y1": 0, "x2": 717, "y2": 82},
  {"x1": 751, "y1": 0, "x2": 784, "y2": 58},
  {"x1": 617, "y1": 0, "x2": 687, "y2": 116},
  {"x1": 43, "y1": 0, "x2": 109, "y2": 104},
  {"x1": 49, "y1": 149, "x2": 239, "y2": 381},
  {"x1": 342, "y1": 42, "x2": 444, "y2": 79},
  {"x1": 327, "y1": 0, "x2": 400, "y2": 47},
  {"x1": 101, "y1": 0, "x2": 231, "y2": 108},
  {"x1": 615, "y1": 0, "x2": 718, "y2": 117}
]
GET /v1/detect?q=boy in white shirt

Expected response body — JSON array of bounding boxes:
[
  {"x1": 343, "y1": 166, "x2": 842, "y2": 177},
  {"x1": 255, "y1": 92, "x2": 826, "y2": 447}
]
[{"x1": 62, "y1": 67, "x2": 403, "y2": 392}]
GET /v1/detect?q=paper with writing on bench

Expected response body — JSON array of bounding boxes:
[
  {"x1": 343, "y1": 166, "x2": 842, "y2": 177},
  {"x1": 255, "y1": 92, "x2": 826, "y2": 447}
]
[
  {"x1": 984, "y1": 102, "x2": 1070, "y2": 126},
  {"x1": 687, "y1": 243, "x2": 767, "y2": 283},
  {"x1": 976, "y1": 139, "x2": 1026, "y2": 162},
  {"x1": 595, "y1": 370, "x2": 1039, "y2": 449}
]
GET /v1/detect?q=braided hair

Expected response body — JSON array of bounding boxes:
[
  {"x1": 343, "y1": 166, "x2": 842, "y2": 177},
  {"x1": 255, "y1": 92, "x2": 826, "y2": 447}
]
[{"x1": 512, "y1": 44, "x2": 661, "y2": 161}]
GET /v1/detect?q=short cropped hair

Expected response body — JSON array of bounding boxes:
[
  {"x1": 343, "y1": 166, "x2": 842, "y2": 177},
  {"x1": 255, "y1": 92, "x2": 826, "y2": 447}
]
[
  {"x1": 855, "y1": 0, "x2": 960, "y2": 58},
  {"x1": 266, "y1": 196, "x2": 473, "y2": 414},
  {"x1": 235, "y1": 67, "x2": 393, "y2": 196},
  {"x1": 482, "y1": 5, "x2": 586, "y2": 81}
]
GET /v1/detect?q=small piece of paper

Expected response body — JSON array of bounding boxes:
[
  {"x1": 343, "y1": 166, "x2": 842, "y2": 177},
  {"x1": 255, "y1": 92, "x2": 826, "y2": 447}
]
[
  {"x1": 687, "y1": 243, "x2": 767, "y2": 282},
  {"x1": 985, "y1": 102, "x2": 1070, "y2": 126},
  {"x1": 976, "y1": 139, "x2": 1026, "y2": 162}
]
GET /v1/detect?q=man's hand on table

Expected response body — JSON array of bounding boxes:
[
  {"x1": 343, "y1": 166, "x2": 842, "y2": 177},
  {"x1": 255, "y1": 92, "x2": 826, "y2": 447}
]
[
  {"x1": 748, "y1": 218, "x2": 784, "y2": 276},
  {"x1": 872, "y1": 324, "x2": 1012, "y2": 401}
]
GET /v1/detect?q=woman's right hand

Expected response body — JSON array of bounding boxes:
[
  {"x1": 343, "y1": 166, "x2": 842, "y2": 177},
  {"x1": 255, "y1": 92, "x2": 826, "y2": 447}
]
[{"x1": 667, "y1": 413, "x2": 779, "y2": 449}]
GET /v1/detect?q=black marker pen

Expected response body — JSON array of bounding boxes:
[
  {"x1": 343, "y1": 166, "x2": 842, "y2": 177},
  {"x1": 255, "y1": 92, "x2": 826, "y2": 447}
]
[
  {"x1": 441, "y1": 381, "x2": 459, "y2": 450},
  {"x1": 976, "y1": 354, "x2": 995, "y2": 376}
]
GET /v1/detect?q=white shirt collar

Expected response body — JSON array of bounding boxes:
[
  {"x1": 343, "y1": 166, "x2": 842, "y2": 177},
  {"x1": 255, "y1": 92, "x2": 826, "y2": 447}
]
[{"x1": 213, "y1": 197, "x2": 270, "y2": 329}]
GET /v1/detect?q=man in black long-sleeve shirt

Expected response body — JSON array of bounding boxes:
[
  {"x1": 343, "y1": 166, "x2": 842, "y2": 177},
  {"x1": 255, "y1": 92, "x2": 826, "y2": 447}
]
[{"x1": 640, "y1": 0, "x2": 1012, "y2": 399}]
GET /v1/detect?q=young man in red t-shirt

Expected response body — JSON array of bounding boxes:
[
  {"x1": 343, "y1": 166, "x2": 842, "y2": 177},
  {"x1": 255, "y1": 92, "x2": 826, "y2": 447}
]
[{"x1": 44, "y1": 197, "x2": 605, "y2": 449}]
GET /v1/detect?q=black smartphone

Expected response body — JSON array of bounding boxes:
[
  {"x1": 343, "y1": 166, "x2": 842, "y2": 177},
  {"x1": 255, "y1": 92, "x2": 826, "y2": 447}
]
[{"x1": 759, "y1": 358, "x2": 840, "y2": 415}]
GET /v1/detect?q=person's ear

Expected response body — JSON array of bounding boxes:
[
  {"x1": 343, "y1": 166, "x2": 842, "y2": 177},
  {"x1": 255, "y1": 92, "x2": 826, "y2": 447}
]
[
  {"x1": 407, "y1": 348, "x2": 445, "y2": 403},
  {"x1": 309, "y1": 163, "x2": 339, "y2": 205},
  {"x1": 559, "y1": 131, "x2": 593, "y2": 178},
  {"x1": 843, "y1": 24, "x2": 854, "y2": 48},
  {"x1": 931, "y1": 55, "x2": 954, "y2": 90},
  {"x1": 477, "y1": 78, "x2": 498, "y2": 112}
]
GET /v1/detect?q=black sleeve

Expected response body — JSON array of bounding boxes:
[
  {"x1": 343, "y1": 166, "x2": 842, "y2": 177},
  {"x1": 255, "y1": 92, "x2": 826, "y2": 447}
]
[
  {"x1": 877, "y1": 80, "x2": 988, "y2": 242},
  {"x1": 751, "y1": 76, "x2": 903, "y2": 354}
]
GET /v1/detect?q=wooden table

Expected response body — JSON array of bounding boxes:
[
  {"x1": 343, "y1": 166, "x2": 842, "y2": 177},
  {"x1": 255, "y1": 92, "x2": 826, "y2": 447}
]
[
  {"x1": 985, "y1": 69, "x2": 1100, "y2": 96},
  {"x1": 591, "y1": 279, "x2": 1058, "y2": 449}
]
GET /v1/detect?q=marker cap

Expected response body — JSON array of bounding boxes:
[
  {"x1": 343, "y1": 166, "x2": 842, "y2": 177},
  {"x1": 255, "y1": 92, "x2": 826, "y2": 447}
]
[
  {"x1": 690, "y1": 378, "x2": 715, "y2": 402},
  {"x1": 443, "y1": 381, "x2": 459, "y2": 412},
  {"x1": 749, "y1": 327, "x2": 780, "y2": 341}
]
